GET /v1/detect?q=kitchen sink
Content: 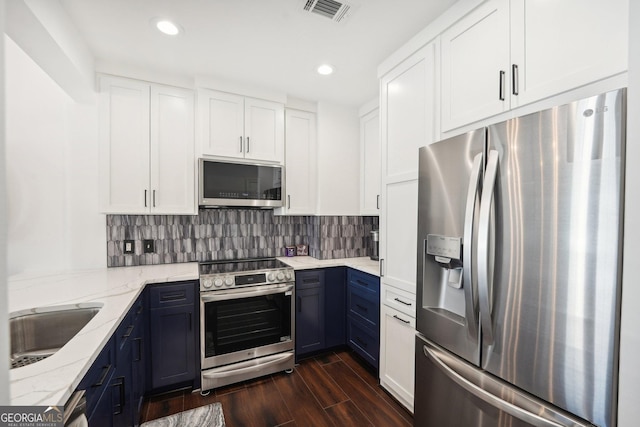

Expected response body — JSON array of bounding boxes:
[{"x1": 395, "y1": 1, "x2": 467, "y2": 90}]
[{"x1": 10, "y1": 303, "x2": 103, "y2": 369}]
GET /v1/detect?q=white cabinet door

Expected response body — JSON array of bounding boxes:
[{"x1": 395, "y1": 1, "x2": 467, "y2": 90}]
[
  {"x1": 150, "y1": 85, "x2": 195, "y2": 214},
  {"x1": 281, "y1": 109, "x2": 316, "y2": 215},
  {"x1": 199, "y1": 90, "x2": 244, "y2": 159},
  {"x1": 380, "y1": 303, "x2": 416, "y2": 412},
  {"x1": 360, "y1": 108, "x2": 380, "y2": 215},
  {"x1": 245, "y1": 97, "x2": 285, "y2": 162},
  {"x1": 510, "y1": 0, "x2": 628, "y2": 108},
  {"x1": 382, "y1": 43, "x2": 436, "y2": 181},
  {"x1": 441, "y1": 0, "x2": 510, "y2": 131},
  {"x1": 381, "y1": 179, "x2": 418, "y2": 293},
  {"x1": 99, "y1": 76, "x2": 150, "y2": 213}
]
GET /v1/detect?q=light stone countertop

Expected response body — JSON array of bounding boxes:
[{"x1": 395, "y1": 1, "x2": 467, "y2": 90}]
[
  {"x1": 7, "y1": 263, "x2": 199, "y2": 407},
  {"x1": 7, "y1": 256, "x2": 376, "y2": 407},
  {"x1": 277, "y1": 256, "x2": 380, "y2": 277}
]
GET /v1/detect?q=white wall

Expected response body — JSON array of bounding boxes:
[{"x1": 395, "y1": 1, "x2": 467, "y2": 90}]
[
  {"x1": 315, "y1": 101, "x2": 360, "y2": 215},
  {"x1": 5, "y1": 36, "x2": 105, "y2": 275},
  {"x1": 0, "y1": 0, "x2": 10, "y2": 406},
  {"x1": 618, "y1": 2, "x2": 640, "y2": 425}
]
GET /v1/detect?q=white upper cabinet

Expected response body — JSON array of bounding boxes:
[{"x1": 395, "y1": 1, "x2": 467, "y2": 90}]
[
  {"x1": 99, "y1": 75, "x2": 195, "y2": 215},
  {"x1": 382, "y1": 42, "x2": 437, "y2": 181},
  {"x1": 441, "y1": 0, "x2": 628, "y2": 131},
  {"x1": 150, "y1": 85, "x2": 196, "y2": 214},
  {"x1": 509, "y1": 0, "x2": 628, "y2": 108},
  {"x1": 441, "y1": 0, "x2": 510, "y2": 131},
  {"x1": 198, "y1": 89, "x2": 284, "y2": 163},
  {"x1": 278, "y1": 109, "x2": 317, "y2": 215},
  {"x1": 360, "y1": 108, "x2": 380, "y2": 215}
]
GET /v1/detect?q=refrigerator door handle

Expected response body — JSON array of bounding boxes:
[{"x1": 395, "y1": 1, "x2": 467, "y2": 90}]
[
  {"x1": 478, "y1": 150, "x2": 499, "y2": 345},
  {"x1": 423, "y1": 344, "x2": 567, "y2": 427},
  {"x1": 462, "y1": 153, "x2": 483, "y2": 340}
]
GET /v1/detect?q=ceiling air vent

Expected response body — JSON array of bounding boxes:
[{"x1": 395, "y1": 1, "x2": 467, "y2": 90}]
[{"x1": 302, "y1": 0, "x2": 354, "y2": 23}]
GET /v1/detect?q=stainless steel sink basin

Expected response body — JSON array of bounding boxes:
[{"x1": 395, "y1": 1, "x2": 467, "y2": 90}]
[{"x1": 10, "y1": 303, "x2": 103, "y2": 369}]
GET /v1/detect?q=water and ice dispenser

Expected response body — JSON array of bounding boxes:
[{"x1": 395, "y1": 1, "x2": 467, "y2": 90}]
[{"x1": 426, "y1": 234, "x2": 463, "y2": 289}]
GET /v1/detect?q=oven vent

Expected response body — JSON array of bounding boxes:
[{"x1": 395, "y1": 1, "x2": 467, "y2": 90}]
[{"x1": 302, "y1": 0, "x2": 354, "y2": 23}]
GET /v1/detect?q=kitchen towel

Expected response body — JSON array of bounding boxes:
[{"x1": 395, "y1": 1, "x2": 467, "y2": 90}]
[{"x1": 141, "y1": 402, "x2": 225, "y2": 427}]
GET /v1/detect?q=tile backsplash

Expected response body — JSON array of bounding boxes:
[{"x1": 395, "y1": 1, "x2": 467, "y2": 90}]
[{"x1": 106, "y1": 209, "x2": 378, "y2": 267}]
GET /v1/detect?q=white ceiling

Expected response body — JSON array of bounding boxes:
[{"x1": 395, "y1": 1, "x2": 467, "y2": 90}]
[{"x1": 60, "y1": 0, "x2": 457, "y2": 107}]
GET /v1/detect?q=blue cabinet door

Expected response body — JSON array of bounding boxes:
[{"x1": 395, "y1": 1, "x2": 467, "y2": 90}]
[
  {"x1": 295, "y1": 270, "x2": 325, "y2": 357},
  {"x1": 148, "y1": 281, "x2": 197, "y2": 392},
  {"x1": 325, "y1": 267, "x2": 346, "y2": 348}
]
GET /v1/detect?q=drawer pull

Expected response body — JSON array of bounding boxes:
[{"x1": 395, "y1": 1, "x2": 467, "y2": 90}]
[
  {"x1": 160, "y1": 292, "x2": 186, "y2": 301},
  {"x1": 393, "y1": 315, "x2": 410, "y2": 324},
  {"x1": 356, "y1": 280, "x2": 369, "y2": 287},
  {"x1": 356, "y1": 303, "x2": 368, "y2": 312},
  {"x1": 302, "y1": 278, "x2": 320, "y2": 284},
  {"x1": 123, "y1": 325, "x2": 134, "y2": 338},
  {"x1": 93, "y1": 364, "x2": 111, "y2": 387},
  {"x1": 356, "y1": 337, "x2": 368, "y2": 348},
  {"x1": 394, "y1": 297, "x2": 412, "y2": 306}
]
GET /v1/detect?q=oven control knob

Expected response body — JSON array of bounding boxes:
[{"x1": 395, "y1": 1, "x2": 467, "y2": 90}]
[
  {"x1": 225, "y1": 277, "x2": 234, "y2": 286},
  {"x1": 277, "y1": 272, "x2": 285, "y2": 281},
  {"x1": 214, "y1": 278, "x2": 223, "y2": 287},
  {"x1": 285, "y1": 271, "x2": 293, "y2": 280},
  {"x1": 267, "y1": 273, "x2": 276, "y2": 282},
  {"x1": 202, "y1": 278, "x2": 213, "y2": 289}
]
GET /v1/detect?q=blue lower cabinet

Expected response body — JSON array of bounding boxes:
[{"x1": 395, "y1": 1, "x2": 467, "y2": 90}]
[
  {"x1": 295, "y1": 270, "x2": 326, "y2": 357},
  {"x1": 346, "y1": 269, "x2": 380, "y2": 370},
  {"x1": 324, "y1": 267, "x2": 346, "y2": 348},
  {"x1": 148, "y1": 281, "x2": 198, "y2": 392}
]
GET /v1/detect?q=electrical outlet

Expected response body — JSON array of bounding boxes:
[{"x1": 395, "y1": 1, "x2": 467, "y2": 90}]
[
  {"x1": 143, "y1": 240, "x2": 155, "y2": 253},
  {"x1": 124, "y1": 240, "x2": 135, "y2": 254}
]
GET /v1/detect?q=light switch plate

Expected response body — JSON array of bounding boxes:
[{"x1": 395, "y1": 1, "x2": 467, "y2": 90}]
[
  {"x1": 143, "y1": 240, "x2": 155, "y2": 254},
  {"x1": 124, "y1": 240, "x2": 135, "y2": 254}
]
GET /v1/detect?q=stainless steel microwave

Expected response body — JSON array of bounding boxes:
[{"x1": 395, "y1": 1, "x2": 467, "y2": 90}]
[{"x1": 198, "y1": 158, "x2": 284, "y2": 208}]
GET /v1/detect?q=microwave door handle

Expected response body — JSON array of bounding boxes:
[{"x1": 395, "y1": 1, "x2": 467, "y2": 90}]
[{"x1": 201, "y1": 283, "x2": 294, "y2": 302}]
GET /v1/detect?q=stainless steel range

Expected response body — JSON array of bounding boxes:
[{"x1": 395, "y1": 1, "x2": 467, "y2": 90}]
[{"x1": 199, "y1": 258, "x2": 295, "y2": 391}]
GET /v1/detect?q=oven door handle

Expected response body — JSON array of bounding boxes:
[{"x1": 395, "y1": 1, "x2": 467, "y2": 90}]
[
  {"x1": 202, "y1": 352, "x2": 294, "y2": 380},
  {"x1": 200, "y1": 283, "x2": 294, "y2": 302}
]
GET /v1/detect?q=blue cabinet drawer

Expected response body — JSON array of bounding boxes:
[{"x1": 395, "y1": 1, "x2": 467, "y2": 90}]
[
  {"x1": 149, "y1": 281, "x2": 195, "y2": 309},
  {"x1": 347, "y1": 269, "x2": 379, "y2": 293},
  {"x1": 347, "y1": 315, "x2": 379, "y2": 369},
  {"x1": 347, "y1": 284, "x2": 379, "y2": 327},
  {"x1": 296, "y1": 269, "x2": 325, "y2": 290}
]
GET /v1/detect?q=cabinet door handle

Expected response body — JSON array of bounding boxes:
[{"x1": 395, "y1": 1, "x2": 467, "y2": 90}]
[
  {"x1": 239, "y1": 136, "x2": 243, "y2": 153},
  {"x1": 394, "y1": 297, "x2": 412, "y2": 306},
  {"x1": 246, "y1": 136, "x2": 250, "y2": 153},
  {"x1": 499, "y1": 70, "x2": 506, "y2": 101},
  {"x1": 93, "y1": 364, "x2": 111, "y2": 387},
  {"x1": 393, "y1": 314, "x2": 411, "y2": 324},
  {"x1": 133, "y1": 337, "x2": 142, "y2": 362},
  {"x1": 144, "y1": 190, "x2": 147, "y2": 208},
  {"x1": 512, "y1": 64, "x2": 519, "y2": 96},
  {"x1": 112, "y1": 376, "x2": 125, "y2": 415},
  {"x1": 376, "y1": 195, "x2": 380, "y2": 209},
  {"x1": 152, "y1": 190, "x2": 156, "y2": 207},
  {"x1": 288, "y1": 195, "x2": 291, "y2": 209},
  {"x1": 380, "y1": 259, "x2": 384, "y2": 277}
]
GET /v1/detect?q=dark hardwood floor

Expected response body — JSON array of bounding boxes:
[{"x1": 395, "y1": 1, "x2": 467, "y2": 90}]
[{"x1": 140, "y1": 349, "x2": 413, "y2": 427}]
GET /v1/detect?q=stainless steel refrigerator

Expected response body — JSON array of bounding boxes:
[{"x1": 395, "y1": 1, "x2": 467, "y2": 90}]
[{"x1": 415, "y1": 88, "x2": 625, "y2": 427}]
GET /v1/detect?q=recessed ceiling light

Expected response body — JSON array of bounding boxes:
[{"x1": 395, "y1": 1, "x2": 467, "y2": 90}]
[
  {"x1": 154, "y1": 19, "x2": 182, "y2": 36},
  {"x1": 317, "y1": 64, "x2": 334, "y2": 75}
]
